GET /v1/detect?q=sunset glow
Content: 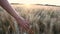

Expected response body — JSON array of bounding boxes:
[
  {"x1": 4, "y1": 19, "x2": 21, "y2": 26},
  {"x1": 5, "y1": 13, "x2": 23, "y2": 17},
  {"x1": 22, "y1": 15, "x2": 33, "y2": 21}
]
[{"x1": 8, "y1": 0, "x2": 60, "y2": 6}]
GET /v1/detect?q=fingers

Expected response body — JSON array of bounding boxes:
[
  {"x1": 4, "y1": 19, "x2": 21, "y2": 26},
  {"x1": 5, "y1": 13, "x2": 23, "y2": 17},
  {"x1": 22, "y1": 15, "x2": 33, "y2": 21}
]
[
  {"x1": 25, "y1": 19, "x2": 30, "y2": 25},
  {"x1": 22, "y1": 24, "x2": 34, "y2": 34},
  {"x1": 28, "y1": 29, "x2": 34, "y2": 34},
  {"x1": 19, "y1": 22, "x2": 34, "y2": 34},
  {"x1": 18, "y1": 19, "x2": 34, "y2": 34},
  {"x1": 19, "y1": 26, "x2": 34, "y2": 34}
]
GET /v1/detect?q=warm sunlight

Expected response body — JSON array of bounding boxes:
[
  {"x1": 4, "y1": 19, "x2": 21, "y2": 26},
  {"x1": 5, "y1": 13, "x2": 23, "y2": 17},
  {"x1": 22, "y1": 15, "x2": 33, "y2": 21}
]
[
  {"x1": 8, "y1": 0, "x2": 60, "y2": 6},
  {"x1": 23, "y1": 4, "x2": 32, "y2": 8}
]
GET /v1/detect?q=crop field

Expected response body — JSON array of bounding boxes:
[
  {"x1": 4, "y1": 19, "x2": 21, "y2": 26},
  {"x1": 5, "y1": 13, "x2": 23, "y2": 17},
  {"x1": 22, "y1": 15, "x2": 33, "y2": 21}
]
[{"x1": 0, "y1": 4, "x2": 60, "y2": 34}]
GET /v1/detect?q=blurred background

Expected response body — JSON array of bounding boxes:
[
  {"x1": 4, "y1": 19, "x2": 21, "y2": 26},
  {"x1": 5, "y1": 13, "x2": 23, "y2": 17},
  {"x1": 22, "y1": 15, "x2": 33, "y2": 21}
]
[{"x1": 0, "y1": 0, "x2": 60, "y2": 34}]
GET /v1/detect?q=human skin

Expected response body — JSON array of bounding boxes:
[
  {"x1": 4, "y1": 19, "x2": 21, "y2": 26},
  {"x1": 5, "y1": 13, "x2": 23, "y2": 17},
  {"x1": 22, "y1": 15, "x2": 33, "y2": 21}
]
[{"x1": 0, "y1": 0, "x2": 34, "y2": 34}]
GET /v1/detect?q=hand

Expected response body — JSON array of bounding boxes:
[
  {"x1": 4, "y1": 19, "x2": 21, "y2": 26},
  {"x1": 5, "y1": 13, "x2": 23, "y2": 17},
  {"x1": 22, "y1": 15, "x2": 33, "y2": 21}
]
[{"x1": 16, "y1": 17, "x2": 34, "y2": 34}]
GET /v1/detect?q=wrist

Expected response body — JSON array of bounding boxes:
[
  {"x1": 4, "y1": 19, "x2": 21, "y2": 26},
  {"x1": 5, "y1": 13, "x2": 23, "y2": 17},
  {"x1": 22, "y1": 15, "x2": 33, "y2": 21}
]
[{"x1": 15, "y1": 16, "x2": 25, "y2": 21}]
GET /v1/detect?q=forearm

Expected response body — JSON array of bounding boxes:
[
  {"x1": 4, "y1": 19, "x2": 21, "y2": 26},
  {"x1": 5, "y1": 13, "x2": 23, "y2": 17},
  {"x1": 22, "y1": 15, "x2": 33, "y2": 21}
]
[{"x1": 0, "y1": 0, "x2": 22, "y2": 20}]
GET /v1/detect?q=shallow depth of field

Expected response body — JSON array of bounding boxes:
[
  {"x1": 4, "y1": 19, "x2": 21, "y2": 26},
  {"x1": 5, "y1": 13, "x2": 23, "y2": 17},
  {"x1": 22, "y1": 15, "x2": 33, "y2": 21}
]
[{"x1": 0, "y1": 4, "x2": 60, "y2": 34}]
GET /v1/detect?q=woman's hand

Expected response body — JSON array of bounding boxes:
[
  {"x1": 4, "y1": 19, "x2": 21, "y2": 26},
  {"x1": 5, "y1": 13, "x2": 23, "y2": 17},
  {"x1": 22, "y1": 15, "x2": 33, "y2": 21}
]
[
  {"x1": 0, "y1": 0, "x2": 34, "y2": 34},
  {"x1": 16, "y1": 17, "x2": 34, "y2": 34}
]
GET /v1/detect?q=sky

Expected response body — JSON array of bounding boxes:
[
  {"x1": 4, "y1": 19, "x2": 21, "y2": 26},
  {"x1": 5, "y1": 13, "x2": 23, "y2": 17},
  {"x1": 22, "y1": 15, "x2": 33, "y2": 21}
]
[{"x1": 8, "y1": 0, "x2": 60, "y2": 6}]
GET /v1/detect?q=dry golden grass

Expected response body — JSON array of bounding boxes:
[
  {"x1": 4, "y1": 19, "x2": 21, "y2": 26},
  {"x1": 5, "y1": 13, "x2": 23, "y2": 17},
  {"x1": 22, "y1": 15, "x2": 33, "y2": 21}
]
[{"x1": 0, "y1": 4, "x2": 60, "y2": 34}]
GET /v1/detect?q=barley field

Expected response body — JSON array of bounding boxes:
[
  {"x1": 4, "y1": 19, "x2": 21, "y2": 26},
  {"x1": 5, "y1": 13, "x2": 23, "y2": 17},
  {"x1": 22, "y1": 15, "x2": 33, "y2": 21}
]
[{"x1": 0, "y1": 4, "x2": 60, "y2": 34}]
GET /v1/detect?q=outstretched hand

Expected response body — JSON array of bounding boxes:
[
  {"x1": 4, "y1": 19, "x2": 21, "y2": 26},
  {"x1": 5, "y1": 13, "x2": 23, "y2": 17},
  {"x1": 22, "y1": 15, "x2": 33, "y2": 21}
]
[
  {"x1": 0, "y1": 0, "x2": 33, "y2": 34},
  {"x1": 16, "y1": 17, "x2": 34, "y2": 34}
]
